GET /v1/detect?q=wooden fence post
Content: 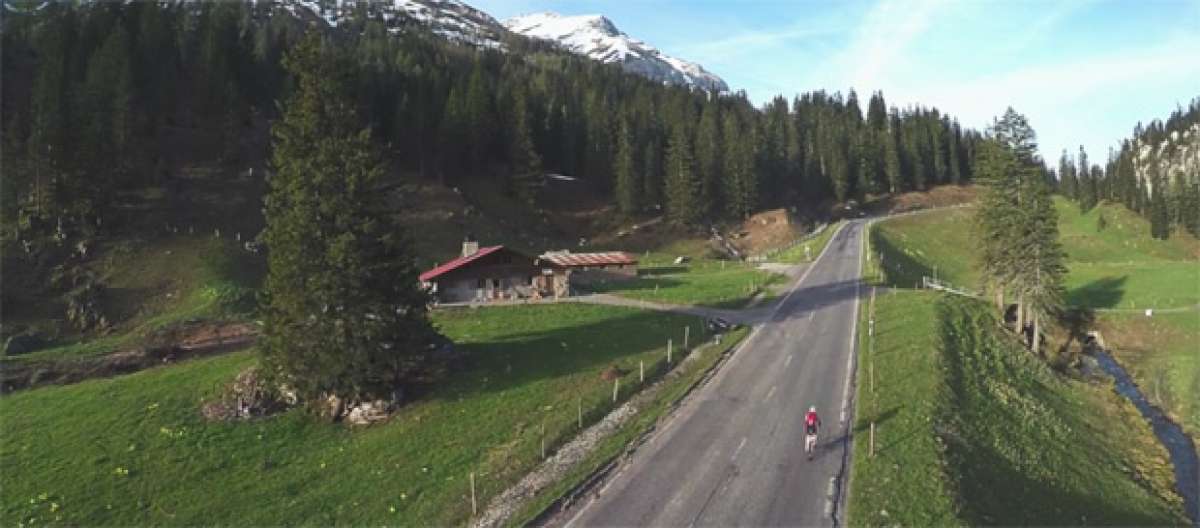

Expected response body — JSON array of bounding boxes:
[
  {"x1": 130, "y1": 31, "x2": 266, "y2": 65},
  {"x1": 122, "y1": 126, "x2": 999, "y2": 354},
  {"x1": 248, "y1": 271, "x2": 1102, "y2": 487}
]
[
  {"x1": 470, "y1": 472, "x2": 477, "y2": 515},
  {"x1": 870, "y1": 423, "x2": 875, "y2": 458}
]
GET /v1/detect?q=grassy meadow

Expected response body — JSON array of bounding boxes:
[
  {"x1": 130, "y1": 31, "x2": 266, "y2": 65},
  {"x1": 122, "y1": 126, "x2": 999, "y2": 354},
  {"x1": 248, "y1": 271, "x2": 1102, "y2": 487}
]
[
  {"x1": 588, "y1": 254, "x2": 785, "y2": 308},
  {"x1": 848, "y1": 290, "x2": 1187, "y2": 525},
  {"x1": 1, "y1": 304, "x2": 742, "y2": 526}
]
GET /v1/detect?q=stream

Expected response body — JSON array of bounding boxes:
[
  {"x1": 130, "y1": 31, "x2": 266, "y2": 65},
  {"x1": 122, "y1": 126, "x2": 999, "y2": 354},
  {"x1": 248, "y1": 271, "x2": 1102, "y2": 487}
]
[{"x1": 1092, "y1": 350, "x2": 1199, "y2": 525}]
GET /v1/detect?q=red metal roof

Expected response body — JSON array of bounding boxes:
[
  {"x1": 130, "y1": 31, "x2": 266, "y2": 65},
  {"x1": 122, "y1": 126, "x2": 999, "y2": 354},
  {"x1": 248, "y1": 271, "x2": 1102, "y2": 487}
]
[
  {"x1": 538, "y1": 251, "x2": 638, "y2": 267},
  {"x1": 419, "y1": 245, "x2": 505, "y2": 282}
]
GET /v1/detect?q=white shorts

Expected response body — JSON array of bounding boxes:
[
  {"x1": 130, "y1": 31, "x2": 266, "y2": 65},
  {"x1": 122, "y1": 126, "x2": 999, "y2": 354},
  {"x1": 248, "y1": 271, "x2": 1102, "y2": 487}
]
[{"x1": 805, "y1": 434, "x2": 818, "y2": 450}]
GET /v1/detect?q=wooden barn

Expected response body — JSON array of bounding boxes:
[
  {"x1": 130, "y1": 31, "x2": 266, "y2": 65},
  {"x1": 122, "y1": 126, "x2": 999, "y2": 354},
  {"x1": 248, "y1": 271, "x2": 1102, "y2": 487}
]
[{"x1": 536, "y1": 251, "x2": 639, "y2": 287}]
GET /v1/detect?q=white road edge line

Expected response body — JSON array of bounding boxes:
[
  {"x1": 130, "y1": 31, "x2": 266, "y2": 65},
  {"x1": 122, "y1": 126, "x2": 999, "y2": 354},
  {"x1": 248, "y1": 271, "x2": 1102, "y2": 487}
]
[
  {"x1": 840, "y1": 223, "x2": 863, "y2": 423},
  {"x1": 832, "y1": 221, "x2": 867, "y2": 526},
  {"x1": 731, "y1": 437, "x2": 748, "y2": 461}
]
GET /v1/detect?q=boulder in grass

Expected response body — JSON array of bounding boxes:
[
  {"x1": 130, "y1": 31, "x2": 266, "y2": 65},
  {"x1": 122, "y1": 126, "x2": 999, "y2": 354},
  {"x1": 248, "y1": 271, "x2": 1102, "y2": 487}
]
[{"x1": 345, "y1": 400, "x2": 394, "y2": 426}]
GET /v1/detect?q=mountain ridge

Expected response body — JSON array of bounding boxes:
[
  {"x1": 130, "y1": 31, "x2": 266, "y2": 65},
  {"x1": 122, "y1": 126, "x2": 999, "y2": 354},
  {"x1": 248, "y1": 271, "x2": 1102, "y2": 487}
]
[{"x1": 504, "y1": 11, "x2": 728, "y2": 92}]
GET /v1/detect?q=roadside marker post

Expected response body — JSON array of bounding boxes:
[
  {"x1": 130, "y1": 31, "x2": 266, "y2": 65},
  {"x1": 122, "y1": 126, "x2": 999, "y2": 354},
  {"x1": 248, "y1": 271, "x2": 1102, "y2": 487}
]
[
  {"x1": 540, "y1": 421, "x2": 546, "y2": 459},
  {"x1": 667, "y1": 339, "x2": 673, "y2": 365},
  {"x1": 640, "y1": 360, "x2": 645, "y2": 383},
  {"x1": 684, "y1": 325, "x2": 690, "y2": 349},
  {"x1": 577, "y1": 396, "x2": 582, "y2": 429},
  {"x1": 612, "y1": 378, "x2": 619, "y2": 403}
]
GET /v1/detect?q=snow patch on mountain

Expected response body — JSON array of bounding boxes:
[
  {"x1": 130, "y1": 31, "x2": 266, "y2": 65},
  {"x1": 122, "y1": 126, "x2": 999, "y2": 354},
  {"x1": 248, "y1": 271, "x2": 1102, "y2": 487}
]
[{"x1": 504, "y1": 12, "x2": 728, "y2": 92}]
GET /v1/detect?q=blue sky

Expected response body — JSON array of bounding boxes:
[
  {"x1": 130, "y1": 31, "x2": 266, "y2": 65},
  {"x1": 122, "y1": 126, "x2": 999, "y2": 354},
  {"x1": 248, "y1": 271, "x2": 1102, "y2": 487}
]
[{"x1": 474, "y1": 0, "x2": 1200, "y2": 164}]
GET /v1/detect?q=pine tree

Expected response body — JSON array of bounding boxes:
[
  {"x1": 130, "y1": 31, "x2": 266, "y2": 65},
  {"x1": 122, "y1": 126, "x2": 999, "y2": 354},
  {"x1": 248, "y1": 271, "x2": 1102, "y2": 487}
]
[
  {"x1": 974, "y1": 139, "x2": 1021, "y2": 310},
  {"x1": 260, "y1": 31, "x2": 433, "y2": 410},
  {"x1": 613, "y1": 117, "x2": 640, "y2": 215},
  {"x1": 642, "y1": 125, "x2": 663, "y2": 209},
  {"x1": 464, "y1": 60, "x2": 494, "y2": 173},
  {"x1": 1019, "y1": 178, "x2": 1067, "y2": 354},
  {"x1": 722, "y1": 111, "x2": 757, "y2": 218},
  {"x1": 438, "y1": 85, "x2": 467, "y2": 182},
  {"x1": 1058, "y1": 150, "x2": 1076, "y2": 199},
  {"x1": 694, "y1": 101, "x2": 722, "y2": 219},
  {"x1": 508, "y1": 87, "x2": 543, "y2": 205},
  {"x1": 664, "y1": 125, "x2": 700, "y2": 225},
  {"x1": 1184, "y1": 179, "x2": 1200, "y2": 237},
  {"x1": 885, "y1": 113, "x2": 903, "y2": 193},
  {"x1": 1077, "y1": 146, "x2": 1094, "y2": 212}
]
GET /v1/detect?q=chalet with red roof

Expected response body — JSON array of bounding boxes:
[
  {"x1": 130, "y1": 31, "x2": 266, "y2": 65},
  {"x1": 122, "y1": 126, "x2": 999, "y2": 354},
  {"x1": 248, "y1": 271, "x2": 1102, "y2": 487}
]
[
  {"x1": 419, "y1": 240, "x2": 640, "y2": 305},
  {"x1": 420, "y1": 240, "x2": 538, "y2": 304}
]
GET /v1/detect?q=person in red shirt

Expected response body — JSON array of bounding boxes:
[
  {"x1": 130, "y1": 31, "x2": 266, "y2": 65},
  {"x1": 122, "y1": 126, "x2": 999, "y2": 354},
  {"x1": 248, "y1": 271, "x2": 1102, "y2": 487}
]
[{"x1": 804, "y1": 406, "x2": 821, "y2": 460}]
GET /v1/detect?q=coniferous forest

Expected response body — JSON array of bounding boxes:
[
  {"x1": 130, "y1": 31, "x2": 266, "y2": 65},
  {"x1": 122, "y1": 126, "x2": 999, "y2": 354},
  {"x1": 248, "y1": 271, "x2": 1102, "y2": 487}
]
[
  {"x1": 1051, "y1": 98, "x2": 1200, "y2": 240},
  {"x1": 1, "y1": 1, "x2": 984, "y2": 243}
]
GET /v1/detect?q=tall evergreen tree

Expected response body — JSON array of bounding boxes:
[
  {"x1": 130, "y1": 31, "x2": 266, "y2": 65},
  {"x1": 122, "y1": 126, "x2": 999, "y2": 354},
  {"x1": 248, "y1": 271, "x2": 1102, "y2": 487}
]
[
  {"x1": 1058, "y1": 150, "x2": 1076, "y2": 199},
  {"x1": 694, "y1": 101, "x2": 723, "y2": 218},
  {"x1": 722, "y1": 111, "x2": 757, "y2": 218},
  {"x1": 464, "y1": 60, "x2": 493, "y2": 173},
  {"x1": 664, "y1": 125, "x2": 700, "y2": 225},
  {"x1": 260, "y1": 32, "x2": 433, "y2": 409},
  {"x1": 1077, "y1": 145, "x2": 1096, "y2": 212},
  {"x1": 613, "y1": 117, "x2": 640, "y2": 215},
  {"x1": 508, "y1": 86, "x2": 543, "y2": 205},
  {"x1": 1017, "y1": 178, "x2": 1067, "y2": 354}
]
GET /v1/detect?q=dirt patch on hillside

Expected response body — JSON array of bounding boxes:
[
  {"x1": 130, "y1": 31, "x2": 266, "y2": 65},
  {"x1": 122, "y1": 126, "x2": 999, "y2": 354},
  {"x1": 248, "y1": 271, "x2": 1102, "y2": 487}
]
[
  {"x1": 0, "y1": 321, "x2": 258, "y2": 394},
  {"x1": 865, "y1": 185, "x2": 979, "y2": 215}
]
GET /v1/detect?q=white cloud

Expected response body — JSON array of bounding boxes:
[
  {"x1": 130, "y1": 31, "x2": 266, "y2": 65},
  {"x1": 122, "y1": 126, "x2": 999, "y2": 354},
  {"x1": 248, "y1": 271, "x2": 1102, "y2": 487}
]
[
  {"x1": 906, "y1": 32, "x2": 1200, "y2": 158},
  {"x1": 676, "y1": 22, "x2": 846, "y2": 63},
  {"x1": 827, "y1": 0, "x2": 948, "y2": 92}
]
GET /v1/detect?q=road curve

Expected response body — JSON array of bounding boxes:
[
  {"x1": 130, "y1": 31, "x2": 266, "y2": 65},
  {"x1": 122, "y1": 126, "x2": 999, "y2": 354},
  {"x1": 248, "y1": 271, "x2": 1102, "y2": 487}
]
[{"x1": 555, "y1": 220, "x2": 866, "y2": 527}]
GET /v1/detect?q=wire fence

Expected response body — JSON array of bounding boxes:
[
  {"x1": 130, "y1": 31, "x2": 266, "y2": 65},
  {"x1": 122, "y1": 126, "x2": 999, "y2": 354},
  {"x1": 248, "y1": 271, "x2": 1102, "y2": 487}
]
[{"x1": 465, "y1": 322, "x2": 716, "y2": 525}]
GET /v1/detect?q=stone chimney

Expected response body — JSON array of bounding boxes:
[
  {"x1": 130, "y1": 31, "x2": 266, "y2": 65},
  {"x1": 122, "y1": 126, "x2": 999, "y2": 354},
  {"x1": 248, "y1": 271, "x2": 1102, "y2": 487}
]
[{"x1": 461, "y1": 236, "x2": 479, "y2": 257}]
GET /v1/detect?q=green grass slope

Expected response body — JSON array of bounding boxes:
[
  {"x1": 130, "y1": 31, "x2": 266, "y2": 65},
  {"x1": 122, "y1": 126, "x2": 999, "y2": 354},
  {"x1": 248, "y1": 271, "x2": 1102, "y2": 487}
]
[
  {"x1": 868, "y1": 197, "x2": 1200, "y2": 446},
  {"x1": 849, "y1": 291, "x2": 1186, "y2": 526},
  {"x1": 1, "y1": 304, "x2": 722, "y2": 526},
  {"x1": 3, "y1": 236, "x2": 261, "y2": 365},
  {"x1": 870, "y1": 198, "x2": 1200, "y2": 310}
]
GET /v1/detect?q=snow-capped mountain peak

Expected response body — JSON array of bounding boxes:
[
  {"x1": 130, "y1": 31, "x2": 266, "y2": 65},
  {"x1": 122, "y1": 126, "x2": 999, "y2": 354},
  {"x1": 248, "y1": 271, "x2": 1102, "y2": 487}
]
[{"x1": 504, "y1": 11, "x2": 728, "y2": 92}]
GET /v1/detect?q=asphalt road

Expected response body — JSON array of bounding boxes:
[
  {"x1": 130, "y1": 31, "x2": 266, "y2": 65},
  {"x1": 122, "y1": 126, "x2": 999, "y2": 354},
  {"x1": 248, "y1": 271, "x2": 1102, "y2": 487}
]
[{"x1": 558, "y1": 220, "x2": 865, "y2": 527}]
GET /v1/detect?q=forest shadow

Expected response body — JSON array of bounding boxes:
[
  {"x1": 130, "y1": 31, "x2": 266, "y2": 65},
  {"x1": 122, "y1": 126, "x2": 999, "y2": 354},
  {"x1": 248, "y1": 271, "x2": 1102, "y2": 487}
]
[{"x1": 1066, "y1": 275, "x2": 1127, "y2": 309}]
